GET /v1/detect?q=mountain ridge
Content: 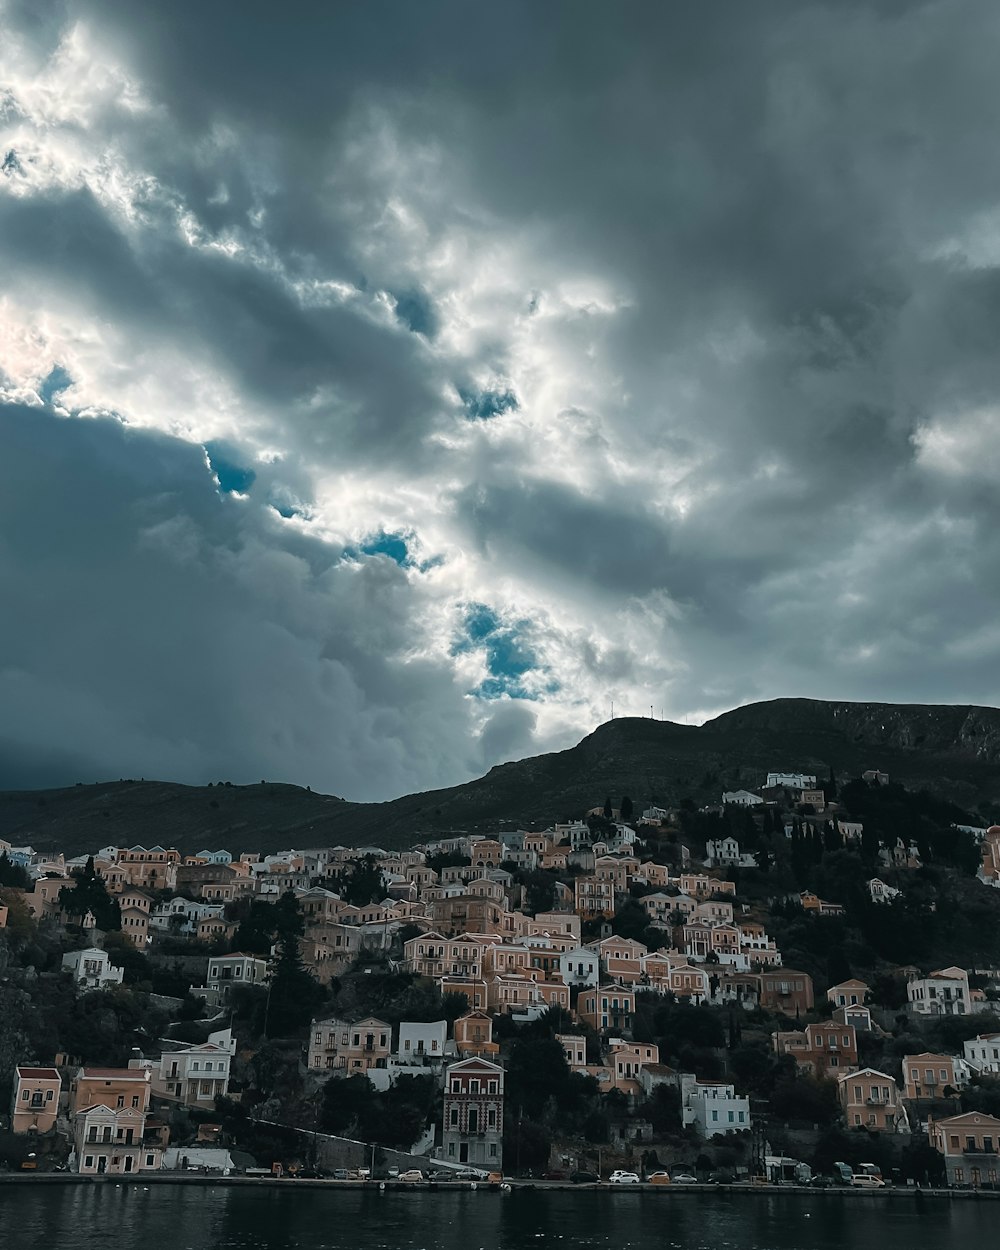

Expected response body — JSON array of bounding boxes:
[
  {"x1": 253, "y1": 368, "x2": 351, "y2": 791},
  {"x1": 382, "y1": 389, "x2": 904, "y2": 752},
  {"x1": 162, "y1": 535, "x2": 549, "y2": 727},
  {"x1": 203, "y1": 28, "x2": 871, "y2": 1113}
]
[{"x1": 3, "y1": 697, "x2": 999, "y2": 857}]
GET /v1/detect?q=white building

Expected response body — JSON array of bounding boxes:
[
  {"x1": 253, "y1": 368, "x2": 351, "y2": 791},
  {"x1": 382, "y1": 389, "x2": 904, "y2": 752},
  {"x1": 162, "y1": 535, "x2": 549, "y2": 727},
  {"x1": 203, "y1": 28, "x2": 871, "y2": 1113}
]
[
  {"x1": 558, "y1": 946, "x2": 600, "y2": 988},
  {"x1": 868, "y1": 878, "x2": 901, "y2": 905},
  {"x1": 964, "y1": 1034, "x2": 1000, "y2": 1075},
  {"x1": 908, "y1": 967, "x2": 970, "y2": 1017},
  {"x1": 150, "y1": 896, "x2": 225, "y2": 934},
  {"x1": 705, "y1": 837, "x2": 757, "y2": 868},
  {"x1": 720, "y1": 791, "x2": 763, "y2": 808},
  {"x1": 766, "y1": 773, "x2": 816, "y2": 790},
  {"x1": 62, "y1": 947, "x2": 125, "y2": 990},
  {"x1": 396, "y1": 1020, "x2": 449, "y2": 1064},
  {"x1": 73, "y1": 1104, "x2": 161, "y2": 1175},
  {"x1": 678, "y1": 1075, "x2": 751, "y2": 1137},
  {"x1": 206, "y1": 952, "x2": 270, "y2": 991},
  {"x1": 130, "y1": 1029, "x2": 235, "y2": 1107}
]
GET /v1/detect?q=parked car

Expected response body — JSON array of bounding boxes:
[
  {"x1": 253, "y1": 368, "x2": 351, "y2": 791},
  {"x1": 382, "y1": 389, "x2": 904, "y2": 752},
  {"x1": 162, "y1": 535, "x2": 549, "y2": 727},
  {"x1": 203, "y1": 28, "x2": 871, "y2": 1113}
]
[
  {"x1": 398, "y1": 1169, "x2": 426, "y2": 1182},
  {"x1": 671, "y1": 1174, "x2": 698, "y2": 1184},
  {"x1": 647, "y1": 1172, "x2": 672, "y2": 1185},
  {"x1": 386, "y1": 1167, "x2": 399, "y2": 1178},
  {"x1": 810, "y1": 1175, "x2": 836, "y2": 1188},
  {"x1": 331, "y1": 1169, "x2": 350, "y2": 1181},
  {"x1": 570, "y1": 1171, "x2": 600, "y2": 1184},
  {"x1": 453, "y1": 1168, "x2": 488, "y2": 1181},
  {"x1": 427, "y1": 1169, "x2": 455, "y2": 1181},
  {"x1": 609, "y1": 1170, "x2": 641, "y2": 1185},
  {"x1": 851, "y1": 1174, "x2": 886, "y2": 1188}
]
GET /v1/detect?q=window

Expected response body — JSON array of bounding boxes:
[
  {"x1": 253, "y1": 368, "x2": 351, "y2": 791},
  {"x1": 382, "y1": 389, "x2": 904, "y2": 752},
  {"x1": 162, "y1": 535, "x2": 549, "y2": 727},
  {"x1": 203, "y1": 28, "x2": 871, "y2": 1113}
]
[
  {"x1": 132, "y1": 1096, "x2": 139, "y2": 1108},
  {"x1": 117, "y1": 1096, "x2": 125, "y2": 1108},
  {"x1": 450, "y1": 1109, "x2": 459, "y2": 1127},
  {"x1": 85, "y1": 1156, "x2": 94, "y2": 1169},
  {"x1": 21, "y1": 1090, "x2": 29, "y2": 1101}
]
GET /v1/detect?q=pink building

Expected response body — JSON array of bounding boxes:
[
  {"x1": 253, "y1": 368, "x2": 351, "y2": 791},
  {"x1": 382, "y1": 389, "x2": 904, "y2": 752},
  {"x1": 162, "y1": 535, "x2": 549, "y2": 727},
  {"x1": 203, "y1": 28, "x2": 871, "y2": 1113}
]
[{"x1": 11, "y1": 1067, "x2": 61, "y2": 1134}]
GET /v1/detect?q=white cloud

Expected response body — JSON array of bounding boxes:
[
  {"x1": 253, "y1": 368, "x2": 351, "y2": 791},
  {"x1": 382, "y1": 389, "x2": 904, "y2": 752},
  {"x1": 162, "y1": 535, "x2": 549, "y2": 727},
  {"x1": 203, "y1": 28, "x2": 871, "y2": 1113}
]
[{"x1": 2, "y1": 3, "x2": 1000, "y2": 795}]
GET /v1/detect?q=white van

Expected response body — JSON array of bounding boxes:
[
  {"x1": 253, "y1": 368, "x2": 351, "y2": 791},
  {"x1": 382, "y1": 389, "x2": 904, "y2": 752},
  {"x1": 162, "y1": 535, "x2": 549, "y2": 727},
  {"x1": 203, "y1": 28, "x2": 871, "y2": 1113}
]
[{"x1": 851, "y1": 1174, "x2": 885, "y2": 1188}]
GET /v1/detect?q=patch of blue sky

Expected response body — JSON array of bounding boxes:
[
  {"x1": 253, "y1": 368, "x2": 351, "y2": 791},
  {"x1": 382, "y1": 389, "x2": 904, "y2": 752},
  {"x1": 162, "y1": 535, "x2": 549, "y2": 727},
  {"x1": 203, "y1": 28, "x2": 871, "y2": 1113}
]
[
  {"x1": 459, "y1": 386, "x2": 519, "y2": 421},
  {"x1": 343, "y1": 530, "x2": 412, "y2": 568},
  {"x1": 452, "y1": 602, "x2": 557, "y2": 700},
  {"x1": 392, "y1": 288, "x2": 438, "y2": 338},
  {"x1": 40, "y1": 365, "x2": 73, "y2": 405},
  {"x1": 204, "y1": 441, "x2": 256, "y2": 495},
  {"x1": 271, "y1": 500, "x2": 305, "y2": 520}
]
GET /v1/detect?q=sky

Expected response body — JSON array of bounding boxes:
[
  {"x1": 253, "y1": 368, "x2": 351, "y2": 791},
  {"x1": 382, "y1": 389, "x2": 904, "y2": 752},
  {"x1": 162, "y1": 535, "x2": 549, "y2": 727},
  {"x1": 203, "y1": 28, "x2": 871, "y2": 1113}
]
[{"x1": 2, "y1": 1, "x2": 1000, "y2": 800}]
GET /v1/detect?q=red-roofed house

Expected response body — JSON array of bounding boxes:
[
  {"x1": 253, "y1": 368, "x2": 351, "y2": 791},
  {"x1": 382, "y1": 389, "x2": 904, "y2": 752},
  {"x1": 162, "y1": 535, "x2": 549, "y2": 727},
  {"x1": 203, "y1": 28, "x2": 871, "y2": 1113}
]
[{"x1": 11, "y1": 1067, "x2": 61, "y2": 1134}]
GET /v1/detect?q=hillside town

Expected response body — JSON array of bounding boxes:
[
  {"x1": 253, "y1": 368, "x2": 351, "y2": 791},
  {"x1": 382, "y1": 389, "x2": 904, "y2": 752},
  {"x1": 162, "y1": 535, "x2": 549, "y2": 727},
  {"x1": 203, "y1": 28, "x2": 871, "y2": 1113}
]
[{"x1": 3, "y1": 768, "x2": 1000, "y2": 1189}]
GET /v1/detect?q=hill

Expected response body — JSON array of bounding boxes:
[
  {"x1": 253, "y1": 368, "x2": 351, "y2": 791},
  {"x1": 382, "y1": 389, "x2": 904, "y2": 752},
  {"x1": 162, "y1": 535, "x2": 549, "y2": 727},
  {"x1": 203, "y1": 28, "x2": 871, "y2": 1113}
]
[{"x1": 3, "y1": 697, "x2": 1000, "y2": 858}]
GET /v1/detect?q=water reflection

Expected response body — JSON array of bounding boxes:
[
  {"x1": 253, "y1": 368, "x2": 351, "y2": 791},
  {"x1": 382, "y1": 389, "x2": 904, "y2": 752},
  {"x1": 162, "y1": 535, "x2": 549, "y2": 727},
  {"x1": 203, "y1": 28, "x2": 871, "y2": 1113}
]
[{"x1": 0, "y1": 1187, "x2": 994, "y2": 1250}]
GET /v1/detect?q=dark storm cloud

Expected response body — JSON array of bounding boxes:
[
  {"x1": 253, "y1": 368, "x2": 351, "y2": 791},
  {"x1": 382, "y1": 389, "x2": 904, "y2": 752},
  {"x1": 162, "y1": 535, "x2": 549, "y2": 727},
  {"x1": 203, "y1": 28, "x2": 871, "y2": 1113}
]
[
  {"x1": 3, "y1": 0, "x2": 1000, "y2": 796},
  {"x1": 0, "y1": 404, "x2": 517, "y2": 796}
]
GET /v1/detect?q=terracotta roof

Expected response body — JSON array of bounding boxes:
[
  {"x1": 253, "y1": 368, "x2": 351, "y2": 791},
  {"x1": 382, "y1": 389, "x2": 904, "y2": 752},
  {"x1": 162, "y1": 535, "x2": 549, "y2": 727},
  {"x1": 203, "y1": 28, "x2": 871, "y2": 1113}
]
[{"x1": 16, "y1": 1067, "x2": 60, "y2": 1080}]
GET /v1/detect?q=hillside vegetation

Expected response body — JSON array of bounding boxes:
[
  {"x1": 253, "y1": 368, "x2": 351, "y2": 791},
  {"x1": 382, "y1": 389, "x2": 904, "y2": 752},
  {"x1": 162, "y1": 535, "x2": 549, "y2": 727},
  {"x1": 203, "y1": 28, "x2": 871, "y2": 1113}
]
[{"x1": 2, "y1": 697, "x2": 999, "y2": 857}]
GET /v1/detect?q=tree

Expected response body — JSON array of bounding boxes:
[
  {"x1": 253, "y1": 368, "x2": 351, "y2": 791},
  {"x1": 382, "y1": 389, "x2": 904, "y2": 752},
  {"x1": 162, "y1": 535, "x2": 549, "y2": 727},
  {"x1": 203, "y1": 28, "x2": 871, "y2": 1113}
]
[
  {"x1": 620, "y1": 796, "x2": 634, "y2": 821},
  {"x1": 234, "y1": 900, "x2": 280, "y2": 955},
  {"x1": 59, "y1": 858, "x2": 121, "y2": 932},
  {"x1": 264, "y1": 897, "x2": 324, "y2": 1038},
  {"x1": 102, "y1": 933, "x2": 153, "y2": 987},
  {"x1": 646, "y1": 1083, "x2": 680, "y2": 1133},
  {"x1": 604, "y1": 796, "x2": 613, "y2": 820},
  {"x1": 0, "y1": 853, "x2": 29, "y2": 889}
]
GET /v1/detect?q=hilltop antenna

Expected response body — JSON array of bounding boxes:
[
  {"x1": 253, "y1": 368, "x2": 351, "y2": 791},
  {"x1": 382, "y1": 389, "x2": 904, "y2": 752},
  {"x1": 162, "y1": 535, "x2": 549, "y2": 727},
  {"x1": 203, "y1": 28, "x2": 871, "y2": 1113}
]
[{"x1": 610, "y1": 700, "x2": 614, "y2": 720}]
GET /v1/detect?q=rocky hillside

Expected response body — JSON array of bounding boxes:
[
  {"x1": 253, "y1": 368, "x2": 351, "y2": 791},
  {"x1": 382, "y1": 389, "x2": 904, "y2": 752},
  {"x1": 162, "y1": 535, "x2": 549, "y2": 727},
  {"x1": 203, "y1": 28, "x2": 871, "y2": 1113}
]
[{"x1": 3, "y1": 698, "x2": 999, "y2": 858}]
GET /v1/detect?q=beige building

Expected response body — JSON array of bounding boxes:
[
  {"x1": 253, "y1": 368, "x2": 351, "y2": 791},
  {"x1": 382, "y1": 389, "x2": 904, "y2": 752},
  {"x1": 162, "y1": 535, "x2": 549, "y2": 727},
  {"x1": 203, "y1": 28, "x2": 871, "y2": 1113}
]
[
  {"x1": 757, "y1": 968, "x2": 814, "y2": 1013},
  {"x1": 827, "y1": 978, "x2": 870, "y2": 1008},
  {"x1": 838, "y1": 1068, "x2": 905, "y2": 1132},
  {"x1": 574, "y1": 876, "x2": 615, "y2": 919},
  {"x1": 71, "y1": 1066, "x2": 151, "y2": 1116},
  {"x1": 773, "y1": 1021, "x2": 858, "y2": 1078},
  {"x1": 929, "y1": 1111, "x2": 1000, "y2": 1187},
  {"x1": 904, "y1": 1052, "x2": 963, "y2": 1100},
  {"x1": 578, "y1": 986, "x2": 635, "y2": 1033},
  {"x1": 118, "y1": 888, "x2": 152, "y2": 948},
  {"x1": 454, "y1": 1011, "x2": 499, "y2": 1059},
  {"x1": 11, "y1": 1066, "x2": 61, "y2": 1134},
  {"x1": 307, "y1": 1016, "x2": 391, "y2": 1072}
]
